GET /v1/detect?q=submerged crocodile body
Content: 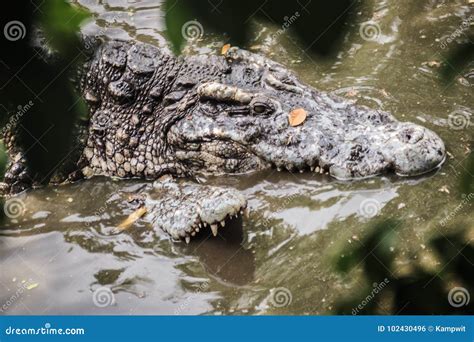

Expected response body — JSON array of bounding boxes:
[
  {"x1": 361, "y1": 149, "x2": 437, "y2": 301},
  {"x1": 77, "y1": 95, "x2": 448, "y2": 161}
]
[{"x1": 2, "y1": 38, "x2": 446, "y2": 242}]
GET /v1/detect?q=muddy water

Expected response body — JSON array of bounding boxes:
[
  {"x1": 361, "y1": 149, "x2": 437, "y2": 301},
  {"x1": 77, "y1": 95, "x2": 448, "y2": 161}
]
[{"x1": 1, "y1": 0, "x2": 472, "y2": 315}]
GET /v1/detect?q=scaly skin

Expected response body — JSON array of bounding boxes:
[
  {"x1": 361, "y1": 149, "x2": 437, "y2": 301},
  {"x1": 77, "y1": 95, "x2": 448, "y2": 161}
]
[
  {"x1": 1, "y1": 38, "x2": 446, "y2": 242},
  {"x1": 143, "y1": 176, "x2": 247, "y2": 242}
]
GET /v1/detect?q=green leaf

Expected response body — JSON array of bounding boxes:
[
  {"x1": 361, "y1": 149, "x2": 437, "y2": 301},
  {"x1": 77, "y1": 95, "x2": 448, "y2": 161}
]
[
  {"x1": 164, "y1": 0, "x2": 194, "y2": 54},
  {"x1": 335, "y1": 219, "x2": 399, "y2": 274},
  {"x1": 460, "y1": 150, "x2": 474, "y2": 196},
  {"x1": 38, "y1": 0, "x2": 90, "y2": 54},
  {"x1": 0, "y1": 141, "x2": 7, "y2": 179},
  {"x1": 440, "y1": 40, "x2": 474, "y2": 84}
]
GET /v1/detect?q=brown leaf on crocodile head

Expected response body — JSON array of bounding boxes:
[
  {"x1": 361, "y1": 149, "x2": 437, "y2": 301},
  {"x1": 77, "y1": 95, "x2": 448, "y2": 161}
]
[{"x1": 288, "y1": 108, "x2": 307, "y2": 127}]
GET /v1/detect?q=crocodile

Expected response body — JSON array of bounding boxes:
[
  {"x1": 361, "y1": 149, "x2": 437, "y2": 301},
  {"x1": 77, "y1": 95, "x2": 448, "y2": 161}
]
[{"x1": 1, "y1": 38, "x2": 446, "y2": 242}]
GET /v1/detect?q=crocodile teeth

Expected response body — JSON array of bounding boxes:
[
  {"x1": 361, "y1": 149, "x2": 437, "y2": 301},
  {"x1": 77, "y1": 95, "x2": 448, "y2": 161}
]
[
  {"x1": 277, "y1": 167, "x2": 282, "y2": 172},
  {"x1": 185, "y1": 236, "x2": 190, "y2": 244},
  {"x1": 220, "y1": 220, "x2": 225, "y2": 227},
  {"x1": 191, "y1": 231, "x2": 196, "y2": 236},
  {"x1": 211, "y1": 224, "x2": 218, "y2": 236},
  {"x1": 199, "y1": 222, "x2": 202, "y2": 228},
  {"x1": 315, "y1": 166, "x2": 320, "y2": 173},
  {"x1": 195, "y1": 227, "x2": 200, "y2": 232},
  {"x1": 310, "y1": 166, "x2": 315, "y2": 172}
]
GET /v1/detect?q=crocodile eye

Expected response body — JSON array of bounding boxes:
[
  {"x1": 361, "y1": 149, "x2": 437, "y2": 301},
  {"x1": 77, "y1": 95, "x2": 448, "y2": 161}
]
[
  {"x1": 253, "y1": 104, "x2": 267, "y2": 114},
  {"x1": 250, "y1": 97, "x2": 275, "y2": 115}
]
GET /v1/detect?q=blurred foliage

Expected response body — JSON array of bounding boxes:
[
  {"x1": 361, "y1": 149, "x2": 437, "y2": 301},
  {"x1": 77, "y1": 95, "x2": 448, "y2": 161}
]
[
  {"x1": 37, "y1": 0, "x2": 89, "y2": 56},
  {"x1": 460, "y1": 149, "x2": 474, "y2": 195},
  {"x1": 334, "y1": 220, "x2": 474, "y2": 315},
  {"x1": 441, "y1": 40, "x2": 474, "y2": 85},
  {"x1": 0, "y1": 0, "x2": 89, "y2": 193},
  {"x1": 0, "y1": 143, "x2": 6, "y2": 179},
  {"x1": 335, "y1": 219, "x2": 399, "y2": 280},
  {"x1": 165, "y1": 0, "x2": 360, "y2": 56}
]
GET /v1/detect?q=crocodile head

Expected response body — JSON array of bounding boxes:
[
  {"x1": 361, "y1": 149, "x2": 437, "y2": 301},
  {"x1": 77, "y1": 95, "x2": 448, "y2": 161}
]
[{"x1": 169, "y1": 47, "x2": 445, "y2": 179}]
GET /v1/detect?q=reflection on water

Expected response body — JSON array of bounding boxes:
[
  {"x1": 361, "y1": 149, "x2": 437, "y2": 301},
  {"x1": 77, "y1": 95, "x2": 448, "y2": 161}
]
[{"x1": 0, "y1": 0, "x2": 472, "y2": 315}]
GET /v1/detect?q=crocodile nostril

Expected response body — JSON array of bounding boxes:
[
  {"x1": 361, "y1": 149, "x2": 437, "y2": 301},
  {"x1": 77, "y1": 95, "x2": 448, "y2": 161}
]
[{"x1": 398, "y1": 127, "x2": 424, "y2": 144}]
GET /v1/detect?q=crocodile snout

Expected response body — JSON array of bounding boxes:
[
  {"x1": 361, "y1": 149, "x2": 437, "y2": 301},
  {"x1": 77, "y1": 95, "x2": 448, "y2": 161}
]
[{"x1": 388, "y1": 123, "x2": 445, "y2": 177}]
